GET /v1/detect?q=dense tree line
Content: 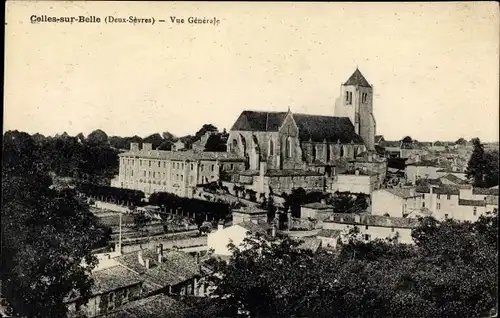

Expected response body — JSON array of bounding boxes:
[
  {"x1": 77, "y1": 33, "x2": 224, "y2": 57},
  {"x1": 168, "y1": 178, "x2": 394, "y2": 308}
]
[
  {"x1": 149, "y1": 192, "x2": 231, "y2": 231},
  {"x1": 2, "y1": 131, "x2": 110, "y2": 317},
  {"x1": 191, "y1": 212, "x2": 498, "y2": 318},
  {"x1": 466, "y1": 138, "x2": 499, "y2": 188},
  {"x1": 77, "y1": 182, "x2": 145, "y2": 206}
]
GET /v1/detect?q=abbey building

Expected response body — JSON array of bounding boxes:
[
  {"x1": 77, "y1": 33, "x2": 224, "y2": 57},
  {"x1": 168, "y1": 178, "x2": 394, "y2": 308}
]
[{"x1": 113, "y1": 69, "x2": 381, "y2": 197}]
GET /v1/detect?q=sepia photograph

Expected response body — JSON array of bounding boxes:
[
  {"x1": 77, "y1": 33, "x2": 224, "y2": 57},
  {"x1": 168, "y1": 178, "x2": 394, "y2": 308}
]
[{"x1": 2, "y1": 1, "x2": 499, "y2": 317}]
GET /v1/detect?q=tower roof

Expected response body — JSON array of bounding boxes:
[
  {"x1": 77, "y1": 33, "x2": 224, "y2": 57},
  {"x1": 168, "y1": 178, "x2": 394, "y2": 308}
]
[{"x1": 344, "y1": 68, "x2": 371, "y2": 87}]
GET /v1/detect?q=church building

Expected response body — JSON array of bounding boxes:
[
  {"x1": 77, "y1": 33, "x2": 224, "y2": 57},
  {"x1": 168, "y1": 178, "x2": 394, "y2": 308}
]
[{"x1": 226, "y1": 69, "x2": 377, "y2": 195}]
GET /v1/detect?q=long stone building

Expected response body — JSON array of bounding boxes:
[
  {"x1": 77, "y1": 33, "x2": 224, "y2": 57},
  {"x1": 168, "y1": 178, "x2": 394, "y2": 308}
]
[{"x1": 112, "y1": 69, "x2": 382, "y2": 197}]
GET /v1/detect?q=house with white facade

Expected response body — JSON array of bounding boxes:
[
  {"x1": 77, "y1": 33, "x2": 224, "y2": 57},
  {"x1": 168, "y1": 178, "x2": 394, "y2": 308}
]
[
  {"x1": 206, "y1": 221, "x2": 273, "y2": 256},
  {"x1": 330, "y1": 169, "x2": 378, "y2": 195},
  {"x1": 415, "y1": 184, "x2": 498, "y2": 222},
  {"x1": 371, "y1": 187, "x2": 423, "y2": 218},
  {"x1": 405, "y1": 160, "x2": 439, "y2": 184},
  {"x1": 322, "y1": 213, "x2": 419, "y2": 245}
]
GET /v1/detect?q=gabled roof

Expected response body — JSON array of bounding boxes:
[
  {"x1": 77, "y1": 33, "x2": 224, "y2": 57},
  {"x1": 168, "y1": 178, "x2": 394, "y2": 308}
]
[
  {"x1": 344, "y1": 68, "x2": 371, "y2": 87},
  {"x1": 238, "y1": 221, "x2": 272, "y2": 234},
  {"x1": 473, "y1": 188, "x2": 499, "y2": 196},
  {"x1": 375, "y1": 135, "x2": 385, "y2": 143},
  {"x1": 230, "y1": 110, "x2": 364, "y2": 144},
  {"x1": 385, "y1": 187, "x2": 421, "y2": 199},
  {"x1": 440, "y1": 173, "x2": 467, "y2": 185},
  {"x1": 231, "y1": 111, "x2": 288, "y2": 132},
  {"x1": 293, "y1": 113, "x2": 364, "y2": 143}
]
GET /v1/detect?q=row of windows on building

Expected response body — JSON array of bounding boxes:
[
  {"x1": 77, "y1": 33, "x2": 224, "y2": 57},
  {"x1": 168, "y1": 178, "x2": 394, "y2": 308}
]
[
  {"x1": 345, "y1": 91, "x2": 369, "y2": 105},
  {"x1": 121, "y1": 158, "x2": 217, "y2": 171}
]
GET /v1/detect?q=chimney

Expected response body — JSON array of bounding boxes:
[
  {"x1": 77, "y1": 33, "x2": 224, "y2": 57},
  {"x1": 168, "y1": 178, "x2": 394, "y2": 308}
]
[
  {"x1": 145, "y1": 258, "x2": 150, "y2": 269},
  {"x1": 142, "y1": 143, "x2": 152, "y2": 152},
  {"x1": 195, "y1": 252, "x2": 200, "y2": 264},
  {"x1": 158, "y1": 253, "x2": 162, "y2": 264},
  {"x1": 368, "y1": 153, "x2": 373, "y2": 162},
  {"x1": 158, "y1": 243, "x2": 163, "y2": 256},
  {"x1": 130, "y1": 142, "x2": 139, "y2": 152},
  {"x1": 272, "y1": 223, "x2": 276, "y2": 237},
  {"x1": 354, "y1": 214, "x2": 361, "y2": 223},
  {"x1": 138, "y1": 250, "x2": 145, "y2": 266},
  {"x1": 218, "y1": 223, "x2": 224, "y2": 231}
]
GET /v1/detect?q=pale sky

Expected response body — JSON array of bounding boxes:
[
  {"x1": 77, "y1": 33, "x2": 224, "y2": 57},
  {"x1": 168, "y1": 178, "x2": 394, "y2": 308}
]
[{"x1": 4, "y1": 2, "x2": 499, "y2": 142}]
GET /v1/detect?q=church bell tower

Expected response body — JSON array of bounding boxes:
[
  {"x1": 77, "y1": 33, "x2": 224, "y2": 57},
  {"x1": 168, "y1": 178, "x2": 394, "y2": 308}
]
[{"x1": 336, "y1": 68, "x2": 376, "y2": 150}]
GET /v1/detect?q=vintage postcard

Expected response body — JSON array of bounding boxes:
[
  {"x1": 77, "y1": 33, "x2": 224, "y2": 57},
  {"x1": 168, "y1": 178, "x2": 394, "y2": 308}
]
[{"x1": 2, "y1": 2, "x2": 499, "y2": 317}]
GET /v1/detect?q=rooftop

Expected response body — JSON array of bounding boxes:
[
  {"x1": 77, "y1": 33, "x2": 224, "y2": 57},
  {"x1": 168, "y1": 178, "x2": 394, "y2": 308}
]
[
  {"x1": 233, "y1": 206, "x2": 268, "y2": 215},
  {"x1": 297, "y1": 237, "x2": 322, "y2": 253},
  {"x1": 317, "y1": 229, "x2": 342, "y2": 238},
  {"x1": 416, "y1": 184, "x2": 461, "y2": 195},
  {"x1": 238, "y1": 169, "x2": 323, "y2": 177},
  {"x1": 230, "y1": 110, "x2": 364, "y2": 144},
  {"x1": 238, "y1": 221, "x2": 272, "y2": 235},
  {"x1": 301, "y1": 202, "x2": 334, "y2": 210},
  {"x1": 326, "y1": 213, "x2": 420, "y2": 229},
  {"x1": 115, "y1": 250, "x2": 200, "y2": 289},
  {"x1": 440, "y1": 174, "x2": 468, "y2": 185},
  {"x1": 459, "y1": 199, "x2": 486, "y2": 207},
  {"x1": 119, "y1": 149, "x2": 245, "y2": 162},
  {"x1": 384, "y1": 187, "x2": 422, "y2": 199},
  {"x1": 407, "y1": 160, "x2": 438, "y2": 167},
  {"x1": 65, "y1": 265, "x2": 142, "y2": 303},
  {"x1": 343, "y1": 68, "x2": 371, "y2": 87},
  {"x1": 473, "y1": 188, "x2": 499, "y2": 196},
  {"x1": 103, "y1": 294, "x2": 186, "y2": 318}
]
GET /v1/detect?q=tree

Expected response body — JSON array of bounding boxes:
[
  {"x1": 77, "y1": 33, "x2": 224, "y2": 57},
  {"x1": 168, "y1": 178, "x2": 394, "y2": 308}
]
[
  {"x1": 196, "y1": 212, "x2": 498, "y2": 318},
  {"x1": 484, "y1": 149, "x2": 499, "y2": 188},
  {"x1": 86, "y1": 129, "x2": 109, "y2": 145},
  {"x1": 2, "y1": 132, "x2": 109, "y2": 317},
  {"x1": 401, "y1": 136, "x2": 413, "y2": 144},
  {"x1": 455, "y1": 137, "x2": 467, "y2": 145},
  {"x1": 466, "y1": 138, "x2": 490, "y2": 187}
]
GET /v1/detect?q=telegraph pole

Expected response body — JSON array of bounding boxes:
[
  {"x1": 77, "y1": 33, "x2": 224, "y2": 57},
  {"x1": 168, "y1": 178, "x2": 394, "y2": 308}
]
[{"x1": 118, "y1": 212, "x2": 122, "y2": 254}]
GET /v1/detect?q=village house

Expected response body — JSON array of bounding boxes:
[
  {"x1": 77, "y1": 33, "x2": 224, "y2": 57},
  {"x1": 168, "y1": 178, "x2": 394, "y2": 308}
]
[
  {"x1": 348, "y1": 151, "x2": 388, "y2": 187},
  {"x1": 371, "y1": 187, "x2": 424, "y2": 218},
  {"x1": 232, "y1": 205, "x2": 268, "y2": 225},
  {"x1": 330, "y1": 169, "x2": 378, "y2": 195},
  {"x1": 405, "y1": 160, "x2": 440, "y2": 184},
  {"x1": 65, "y1": 260, "x2": 143, "y2": 318},
  {"x1": 300, "y1": 201, "x2": 334, "y2": 220},
  {"x1": 114, "y1": 247, "x2": 204, "y2": 297},
  {"x1": 102, "y1": 293, "x2": 186, "y2": 318},
  {"x1": 316, "y1": 229, "x2": 342, "y2": 250},
  {"x1": 415, "y1": 184, "x2": 498, "y2": 221},
  {"x1": 207, "y1": 221, "x2": 273, "y2": 256},
  {"x1": 322, "y1": 213, "x2": 419, "y2": 245}
]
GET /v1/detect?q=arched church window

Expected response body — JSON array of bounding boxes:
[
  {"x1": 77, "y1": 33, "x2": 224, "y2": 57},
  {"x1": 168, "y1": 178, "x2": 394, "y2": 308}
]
[
  {"x1": 286, "y1": 137, "x2": 293, "y2": 158},
  {"x1": 312, "y1": 144, "x2": 317, "y2": 161},
  {"x1": 231, "y1": 139, "x2": 238, "y2": 152},
  {"x1": 269, "y1": 139, "x2": 274, "y2": 156},
  {"x1": 340, "y1": 146, "x2": 345, "y2": 158},
  {"x1": 326, "y1": 144, "x2": 331, "y2": 162},
  {"x1": 240, "y1": 136, "x2": 247, "y2": 155}
]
